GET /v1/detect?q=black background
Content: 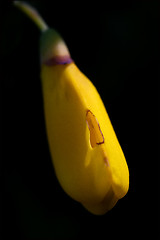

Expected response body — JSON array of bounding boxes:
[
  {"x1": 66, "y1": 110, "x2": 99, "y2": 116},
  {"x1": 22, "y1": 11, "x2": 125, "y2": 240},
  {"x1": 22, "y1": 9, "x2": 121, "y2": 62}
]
[{"x1": 1, "y1": 0, "x2": 159, "y2": 239}]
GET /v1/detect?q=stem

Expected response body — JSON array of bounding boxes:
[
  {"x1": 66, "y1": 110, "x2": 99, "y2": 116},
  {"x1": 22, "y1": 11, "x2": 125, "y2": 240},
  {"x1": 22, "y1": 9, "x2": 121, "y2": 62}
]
[{"x1": 14, "y1": 1, "x2": 48, "y2": 32}]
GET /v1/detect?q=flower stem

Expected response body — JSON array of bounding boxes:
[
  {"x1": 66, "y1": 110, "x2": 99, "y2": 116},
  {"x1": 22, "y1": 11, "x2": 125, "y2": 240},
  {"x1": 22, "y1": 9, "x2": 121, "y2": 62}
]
[{"x1": 14, "y1": 1, "x2": 48, "y2": 32}]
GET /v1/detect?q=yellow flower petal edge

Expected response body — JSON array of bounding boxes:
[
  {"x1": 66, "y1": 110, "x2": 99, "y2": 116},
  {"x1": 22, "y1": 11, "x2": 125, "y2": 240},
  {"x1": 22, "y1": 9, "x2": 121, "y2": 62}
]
[{"x1": 14, "y1": 1, "x2": 129, "y2": 215}]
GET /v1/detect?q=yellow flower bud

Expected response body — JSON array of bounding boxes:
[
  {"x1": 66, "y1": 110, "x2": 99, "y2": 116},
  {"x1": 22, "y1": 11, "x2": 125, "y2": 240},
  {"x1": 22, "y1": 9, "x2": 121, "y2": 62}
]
[{"x1": 14, "y1": 1, "x2": 129, "y2": 215}]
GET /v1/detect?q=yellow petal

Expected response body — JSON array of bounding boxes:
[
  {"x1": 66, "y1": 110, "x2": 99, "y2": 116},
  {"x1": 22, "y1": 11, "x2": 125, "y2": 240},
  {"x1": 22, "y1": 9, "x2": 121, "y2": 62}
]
[{"x1": 41, "y1": 63, "x2": 129, "y2": 214}]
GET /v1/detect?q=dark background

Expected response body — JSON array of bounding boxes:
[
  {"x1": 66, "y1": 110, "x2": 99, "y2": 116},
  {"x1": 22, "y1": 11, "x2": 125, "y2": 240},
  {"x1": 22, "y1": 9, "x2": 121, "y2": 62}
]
[{"x1": 1, "y1": 0, "x2": 159, "y2": 239}]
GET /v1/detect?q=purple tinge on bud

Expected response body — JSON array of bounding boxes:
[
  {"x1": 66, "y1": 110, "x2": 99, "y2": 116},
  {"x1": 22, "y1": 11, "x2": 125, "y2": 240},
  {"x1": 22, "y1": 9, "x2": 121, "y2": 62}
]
[{"x1": 44, "y1": 55, "x2": 73, "y2": 66}]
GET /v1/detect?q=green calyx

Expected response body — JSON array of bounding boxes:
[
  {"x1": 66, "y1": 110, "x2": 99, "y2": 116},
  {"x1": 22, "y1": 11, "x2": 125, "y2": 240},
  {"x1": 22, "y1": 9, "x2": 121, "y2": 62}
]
[{"x1": 40, "y1": 29, "x2": 71, "y2": 65}]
